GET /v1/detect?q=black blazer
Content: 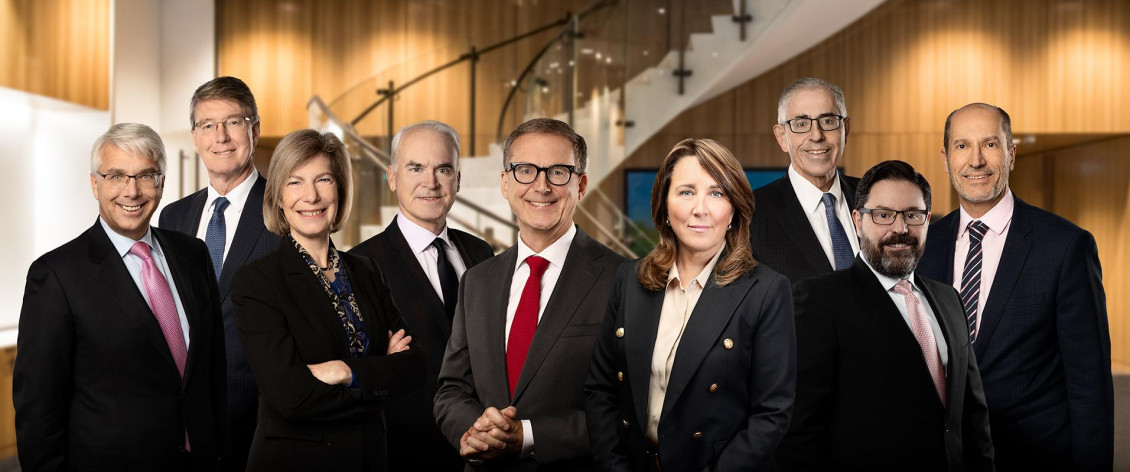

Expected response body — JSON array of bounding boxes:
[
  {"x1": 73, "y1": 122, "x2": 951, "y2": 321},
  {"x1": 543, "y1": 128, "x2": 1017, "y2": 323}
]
[
  {"x1": 775, "y1": 257, "x2": 994, "y2": 472},
  {"x1": 585, "y1": 260, "x2": 795, "y2": 471},
  {"x1": 15, "y1": 221, "x2": 227, "y2": 471},
  {"x1": 918, "y1": 197, "x2": 1113, "y2": 471},
  {"x1": 348, "y1": 215, "x2": 494, "y2": 471},
  {"x1": 435, "y1": 226, "x2": 626, "y2": 471},
  {"x1": 749, "y1": 175, "x2": 859, "y2": 282},
  {"x1": 158, "y1": 175, "x2": 280, "y2": 468},
  {"x1": 231, "y1": 242, "x2": 427, "y2": 472}
]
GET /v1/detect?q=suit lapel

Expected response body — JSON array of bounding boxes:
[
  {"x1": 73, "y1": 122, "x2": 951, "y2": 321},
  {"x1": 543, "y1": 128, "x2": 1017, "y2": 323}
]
[
  {"x1": 624, "y1": 282, "x2": 663, "y2": 429},
  {"x1": 89, "y1": 222, "x2": 180, "y2": 375},
  {"x1": 281, "y1": 243, "x2": 350, "y2": 355},
  {"x1": 917, "y1": 275, "x2": 965, "y2": 402},
  {"x1": 932, "y1": 213, "x2": 960, "y2": 284},
  {"x1": 973, "y1": 200, "x2": 1032, "y2": 359},
  {"x1": 772, "y1": 178, "x2": 834, "y2": 274},
  {"x1": 179, "y1": 189, "x2": 208, "y2": 235},
  {"x1": 386, "y1": 217, "x2": 452, "y2": 339},
  {"x1": 480, "y1": 247, "x2": 518, "y2": 405},
  {"x1": 154, "y1": 229, "x2": 202, "y2": 387},
  {"x1": 218, "y1": 176, "x2": 269, "y2": 297},
  {"x1": 512, "y1": 229, "x2": 605, "y2": 403},
  {"x1": 660, "y1": 271, "x2": 754, "y2": 419},
  {"x1": 341, "y1": 254, "x2": 387, "y2": 354}
]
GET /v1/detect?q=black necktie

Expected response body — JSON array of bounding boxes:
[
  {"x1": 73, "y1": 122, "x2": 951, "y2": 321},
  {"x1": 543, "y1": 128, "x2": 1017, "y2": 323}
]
[{"x1": 431, "y1": 238, "x2": 459, "y2": 321}]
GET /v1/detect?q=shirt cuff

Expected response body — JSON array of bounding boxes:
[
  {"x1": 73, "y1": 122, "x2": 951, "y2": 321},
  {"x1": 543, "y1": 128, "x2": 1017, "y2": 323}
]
[
  {"x1": 348, "y1": 372, "x2": 359, "y2": 388},
  {"x1": 520, "y1": 419, "x2": 535, "y2": 458}
]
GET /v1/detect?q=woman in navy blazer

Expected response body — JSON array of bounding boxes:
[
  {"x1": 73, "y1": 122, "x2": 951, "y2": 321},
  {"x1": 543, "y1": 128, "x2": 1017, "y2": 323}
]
[
  {"x1": 585, "y1": 139, "x2": 795, "y2": 471},
  {"x1": 231, "y1": 129, "x2": 425, "y2": 471}
]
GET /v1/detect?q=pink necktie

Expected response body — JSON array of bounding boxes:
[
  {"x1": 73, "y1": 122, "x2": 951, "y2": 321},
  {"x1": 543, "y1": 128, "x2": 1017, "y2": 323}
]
[
  {"x1": 506, "y1": 256, "x2": 550, "y2": 399},
  {"x1": 893, "y1": 279, "x2": 947, "y2": 407},
  {"x1": 129, "y1": 241, "x2": 191, "y2": 450}
]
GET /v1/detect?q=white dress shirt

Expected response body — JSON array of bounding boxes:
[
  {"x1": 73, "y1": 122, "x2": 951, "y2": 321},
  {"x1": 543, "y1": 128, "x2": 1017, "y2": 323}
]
[
  {"x1": 862, "y1": 257, "x2": 949, "y2": 368},
  {"x1": 194, "y1": 169, "x2": 259, "y2": 265},
  {"x1": 787, "y1": 165, "x2": 860, "y2": 267},
  {"x1": 504, "y1": 224, "x2": 577, "y2": 458},
  {"x1": 394, "y1": 213, "x2": 468, "y2": 303},
  {"x1": 100, "y1": 219, "x2": 191, "y2": 349},
  {"x1": 952, "y1": 190, "x2": 1014, "y2": 334}
]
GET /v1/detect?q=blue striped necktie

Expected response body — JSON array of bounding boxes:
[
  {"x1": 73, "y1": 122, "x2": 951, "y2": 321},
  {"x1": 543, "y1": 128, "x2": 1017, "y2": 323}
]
[
  {"x1": 205, "y1": 196, "x2": 230, "y2": 280},
  {"x1": 822, "y1": 193, "x2": 854, "y2": 271},
  {"x1": 960, "y1": 220, "x2": 989, "y2": 341}
]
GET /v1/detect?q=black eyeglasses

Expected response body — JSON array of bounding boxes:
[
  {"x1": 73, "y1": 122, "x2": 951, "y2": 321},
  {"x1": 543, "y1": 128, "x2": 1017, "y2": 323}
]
[
  {"x1": 858, "y1": 208, "x2": 929, "y2": 226},
  {"x1": 508, "y1": 163, "x2": 580, "y2": 186},
  {"x1": 781, "y1": 114, "x2": 845, "y2": 134}
]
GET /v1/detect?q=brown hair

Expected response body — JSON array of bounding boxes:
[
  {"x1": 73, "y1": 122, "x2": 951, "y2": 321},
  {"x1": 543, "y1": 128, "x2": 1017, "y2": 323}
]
[
  {"x1": 636, "y1": 138, "x2": 756, "y2": 290},
  {"x1": 190, "y1": 76, "x2": 259, "y2": 128},
  {"x1": 263, "y1": 129, "x2": 353, "y2": 236},
  {"x1": 502, "y1": 118, "x2": 588, "y2": 172}
]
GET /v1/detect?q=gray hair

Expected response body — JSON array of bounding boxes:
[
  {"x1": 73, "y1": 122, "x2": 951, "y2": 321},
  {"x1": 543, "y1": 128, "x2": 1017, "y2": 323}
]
[
  {"x1": 90, "y1": 123, "x2": 167, "y2": 174},
  {"x1": 390, "y1": 120, "x2": 461, "y2": 173},
  {"x1": 502, "y1": 118, "x2": 587, "y2": 173},
  {"x1": 777, "y1": 77, "x2": 847, "y2": 123},
  {"x1": 190, "y1": 76, "x2": 259, "y2": 128}
]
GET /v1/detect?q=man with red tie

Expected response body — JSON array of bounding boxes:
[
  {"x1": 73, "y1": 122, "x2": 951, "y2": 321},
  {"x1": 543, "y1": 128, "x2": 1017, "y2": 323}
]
[
  {"x1": 14, "y1": 123, "x2": 227, "y2": 471},
  {"x1": 434, "y1": 118, "x2": 625, "y2": 471},
  {"x1": 775, "y1": 160, "x2": 993, "y2": 472}
]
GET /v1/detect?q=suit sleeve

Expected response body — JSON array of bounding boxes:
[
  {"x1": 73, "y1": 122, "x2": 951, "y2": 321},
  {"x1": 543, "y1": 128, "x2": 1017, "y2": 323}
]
[
  {"x1": 714, "y1": 272, "x2": 796, "y2": 471},
  {"x1": 773, "y1": 277, "x2": 836, "y2": 471},
  {"x1": 1056, "y1": 230, "x2": 1114, "y2": 470},
  {"x1": 342, "y1": 262, "x2": 426, "y2": 399},
  {"x1": 231, "y1": 264, "x2": 423, "y2": 422},
  {"x1": 583, "y1": 264, "x2": 633, "y2": 472},
  {"x1": 14, "y1": 259, "x2": 74, "y2": 472},
  {"x1": 433, "y1": 274, "x2": 487, "y2": 450}
]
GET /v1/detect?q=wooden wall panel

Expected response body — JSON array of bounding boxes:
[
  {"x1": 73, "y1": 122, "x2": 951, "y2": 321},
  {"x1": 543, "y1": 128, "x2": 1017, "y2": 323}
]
[{"x1": 0, "y1": 0, "x2": 110, "y2": 109}]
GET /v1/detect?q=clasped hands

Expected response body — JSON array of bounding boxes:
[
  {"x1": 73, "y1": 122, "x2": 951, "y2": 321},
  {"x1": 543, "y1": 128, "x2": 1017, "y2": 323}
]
[
  {"x1": 460, "y1": 406, "x2": 524, "y2": 460},
  {"x1": 306, "y1": 329, "x2": 412, "y2": 385}
]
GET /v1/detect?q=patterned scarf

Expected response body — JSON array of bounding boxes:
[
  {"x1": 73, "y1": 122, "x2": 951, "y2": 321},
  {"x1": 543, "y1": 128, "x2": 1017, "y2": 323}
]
[{"x1": 290, "y1": 236, "x2": 368, "y2": 357}]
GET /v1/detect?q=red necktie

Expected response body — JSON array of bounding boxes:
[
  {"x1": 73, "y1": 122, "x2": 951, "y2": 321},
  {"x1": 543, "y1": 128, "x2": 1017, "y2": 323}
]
[{"x1": 506, "y1": 256, "x2": 550, "y2": 398}]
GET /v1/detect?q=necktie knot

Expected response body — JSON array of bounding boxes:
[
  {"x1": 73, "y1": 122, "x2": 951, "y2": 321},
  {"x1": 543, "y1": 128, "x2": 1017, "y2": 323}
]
[
  {"x1": 430, "y1": 237, "x2": 448, "y2": 252},
  {"x1": 212, "y1": 196, "x2": 230, "y2": 214},
  {"x1": 129, "y1": 241, "x2": 153, "y2": 262},
  {"x1": 968, "y1": 220, "x2": 988, "y2": 242},
  {"x1": 893, "y1": 278, "x2": 913, "y2": 296},
  {"x1": 821, "y1": 192, "x2": 836, "y2": 207},
  {"x1": 526, "y1": 256, "x2": 550, "y2": 278}
]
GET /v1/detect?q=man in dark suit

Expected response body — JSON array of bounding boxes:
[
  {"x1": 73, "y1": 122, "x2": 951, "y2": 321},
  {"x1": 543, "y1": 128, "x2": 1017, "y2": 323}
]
[
  {"x1": 158, "y1": 76, "x2": 280, "y2": 471},
  {"x1": 750, "y1": 78, "x2": 860, "y2": 282},
  {"x1": 349, "y1": 121, "x2": 493, "y2": 471},
  {"x1": 15, "y1": 123, "x2": 228, "y2": 471},
  {"x1": 435, "y1": 118, "x2": 626, "y2": 471},
  {"x1": 776, "y1": 160, "x2": 993, "y2": 472},
  {"x1": 918, "y1": 103, "x2": 1113, "y2": 471}
]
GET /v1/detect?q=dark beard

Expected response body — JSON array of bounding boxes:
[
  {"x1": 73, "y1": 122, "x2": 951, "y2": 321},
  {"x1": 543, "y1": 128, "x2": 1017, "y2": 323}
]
[{"x1": 860, "y1": 232, "x2": 921, "y2": 279}]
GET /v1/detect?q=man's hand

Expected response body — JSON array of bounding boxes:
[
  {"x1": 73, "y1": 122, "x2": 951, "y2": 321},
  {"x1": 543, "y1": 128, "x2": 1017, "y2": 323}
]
[
  {"x1": 459, "y1": 406, "x2": 523, "y2": 460},
  {"x1": 387, "y1": 329, "x2": 411, "y2": 355},
  {"x1": 306, "y1": 360, "x2": 352, "y2": 385}
]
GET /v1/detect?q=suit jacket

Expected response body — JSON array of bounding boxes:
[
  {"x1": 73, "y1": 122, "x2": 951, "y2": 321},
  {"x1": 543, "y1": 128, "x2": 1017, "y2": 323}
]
[
  {"x1": 349, "y1": 215, "x2": 494, "y2": 471},
  {"x1": 158, "y1": 175, "x2": 280, "y2": 469},
  {"x1": 749, "y1": 175, "x2": 859, "y2": 282},
  {"x1": 435, "y1": 226, "x2": 626, "y2": 471},
  {"x1": 584, "y1": 260, "x2": 795, "y2": 472},
  {"x1": 14, "y1": 221, "x2": 228, "y2": 471},
  {"x1": 775, "y1": 256, "x2": 994, "y2": 472},
  {"x1": 231, "y1": 242, "x2": 427, "y2": 471},
  {"x1": 918, "y1": 197, "x2": 1113, "y2": 471}
]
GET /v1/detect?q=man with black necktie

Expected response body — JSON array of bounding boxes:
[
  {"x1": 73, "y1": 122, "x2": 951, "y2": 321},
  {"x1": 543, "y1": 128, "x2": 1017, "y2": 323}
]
[
  {"x1": 775, "y1": 160, "x2": 993, "y2": 472},
  {"x1": 15, "y1": 123, "x2": 227, "y2": 471},
  {"x1": 349, "y1": 120, "x2": 493, "y2": 471},
  {"x1": 918, "y1": 103, "x2": 1113, "y2": 471},
  {"x1": 434, "y1": 118, "x2": 625, "y2": 471},
  {"x1": 750, "y1": 78, "x2": 860, "y2": 282},
  {"x1": 158, "y1": 76, "x2": 280, "y2": 471}
]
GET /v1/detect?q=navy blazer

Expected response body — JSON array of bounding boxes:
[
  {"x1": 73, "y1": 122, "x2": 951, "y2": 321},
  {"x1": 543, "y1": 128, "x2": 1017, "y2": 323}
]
[
  {"x1": 775, "y1": 256, "x2": 993, "y2": 472},
  {"x1": 15, "y1": 221, "x2": 227, "y2": 471},
  {"x1": 348, "y1": 215, "x2": 494, "y2": 471},
  {"x1": 585, "y1": 260, "x2": 795, "y2": 471},
  {"x1": 918, "y1": 197, "x2": 1113, "y2": 471},
  {"x1": 749, "y1": 174, "x2": 860, "y2": 283},
  {"x1": 158, "y1": 175, "x2": 280, "y2": 469}
]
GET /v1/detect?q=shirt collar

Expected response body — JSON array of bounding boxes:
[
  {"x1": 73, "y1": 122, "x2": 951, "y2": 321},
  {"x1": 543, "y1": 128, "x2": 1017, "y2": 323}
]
[
  {"x1": 788, "y1": 165, "x2": 847, "y2": 214},
  {"x1": 515, "y1": 224, "x2": 577, "y2": 274},
  {"x1": 99, "y1": 217, "x2": 159, "y2": 259},
  {"x1": 395, "y1": 212, "x2": 451, "y2": 255},
  {"x1": 667, "y1": 242, "x2": 726, "y2": 290},
  {"x1": 860, "y1": 253, "x2": 921, "y2": 294},
  {"x1": 958, "y1": 188, "x2": 1014, "y2": 238},
  {"x1": 206, "y1": 168, "x2": 259, "y2": 213}
]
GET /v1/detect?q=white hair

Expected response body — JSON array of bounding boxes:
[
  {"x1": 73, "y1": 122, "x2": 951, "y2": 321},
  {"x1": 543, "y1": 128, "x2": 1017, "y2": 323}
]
[
  {"x1": 776, "y1": 77, "x2": 847, "y2": 123},
  {"x1": 90, "y1": 123, "x2": 167, "y2": 174},
  {"x1": 389, "y1": 120, "x2": 461, "y2": 173}
]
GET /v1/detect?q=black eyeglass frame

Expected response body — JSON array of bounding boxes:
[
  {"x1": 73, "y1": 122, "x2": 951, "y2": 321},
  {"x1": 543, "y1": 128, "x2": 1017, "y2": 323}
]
[
  {"x1": 507, "y1": 163, "x2": 581, "y2": 186},
  {"x1": 858, "y1": 207, "x2": 930, "y2": 226},
  {"x1": 780, "y1": 113, "x2": 846, "y2": 134}
]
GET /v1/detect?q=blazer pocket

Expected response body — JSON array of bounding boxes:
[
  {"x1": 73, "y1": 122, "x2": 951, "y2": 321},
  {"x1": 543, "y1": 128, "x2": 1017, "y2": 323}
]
[
  {"x1": 261, "y1": 418, "x2": 324, "y2": 442},
  {"x1": 560, "y1": 322, "x2": 601, "y2": 338}
]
